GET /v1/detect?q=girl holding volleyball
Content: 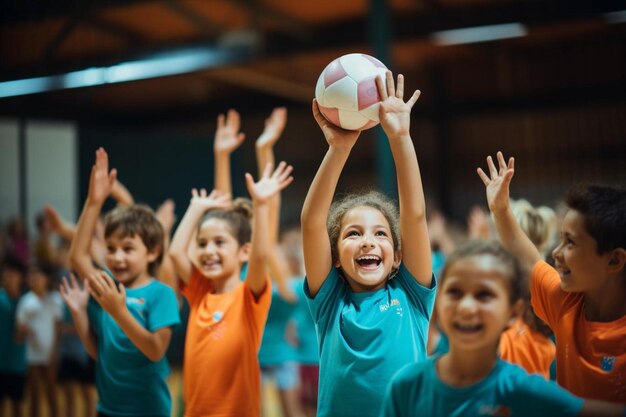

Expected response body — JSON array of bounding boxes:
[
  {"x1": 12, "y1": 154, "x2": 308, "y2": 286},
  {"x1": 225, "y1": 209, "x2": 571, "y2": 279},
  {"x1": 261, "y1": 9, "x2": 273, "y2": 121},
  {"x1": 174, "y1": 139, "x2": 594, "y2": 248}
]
[{"x1": 301, "y1": 70, "x2": 436, "y2": 417}]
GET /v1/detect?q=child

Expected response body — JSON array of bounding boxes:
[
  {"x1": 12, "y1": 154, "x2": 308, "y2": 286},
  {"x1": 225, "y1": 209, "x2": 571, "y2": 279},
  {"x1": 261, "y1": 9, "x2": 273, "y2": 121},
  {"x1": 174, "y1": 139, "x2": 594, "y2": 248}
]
[
  {"x1": 168, "y1": 162, "x2": 293, "y2": 416},
  {"x1": 381, "y1": 240, "x2": 625, "y2": 417},
  {"x1": 0, "y1": 256, "x2": 27, "y2": 417},
  {"x1": 301, "y1": 71, "x2": 435, "y2": 417},
  {"x1": 16, "y1": 262, "x2": 63, "y2": 417},
  {"x1": 499, "y1": 199, "x2": 556, "y2": 379},
  {"x1": 65, "y1": 148, "x2": 180, "y2": 417},
  {"x1": 478, "y1": 152, "x2": 626, "y2": 402}
]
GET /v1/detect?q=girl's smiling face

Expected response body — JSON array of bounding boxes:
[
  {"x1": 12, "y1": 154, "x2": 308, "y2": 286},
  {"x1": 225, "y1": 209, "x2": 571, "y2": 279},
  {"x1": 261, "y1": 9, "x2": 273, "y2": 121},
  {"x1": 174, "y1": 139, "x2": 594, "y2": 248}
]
[
  {"x1": 193, "y1": 217, "x2": 248, "y2": 280},
  {"x1": 437, "y1": 254, "x2": 520, "y2": 353},
  {"x1": 335, "y1": 206, "x2": 400, "y2": 292}
]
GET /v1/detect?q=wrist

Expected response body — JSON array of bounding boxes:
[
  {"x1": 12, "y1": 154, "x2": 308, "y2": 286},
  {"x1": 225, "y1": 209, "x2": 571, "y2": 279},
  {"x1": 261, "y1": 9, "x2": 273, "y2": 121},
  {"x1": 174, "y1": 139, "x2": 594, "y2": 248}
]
[
  {"x1": 388, "y1": 133, "x2": 411, "y2": 142},
  {"x1": 86, "y1": 197, "x2": 105, "y2": 208}
]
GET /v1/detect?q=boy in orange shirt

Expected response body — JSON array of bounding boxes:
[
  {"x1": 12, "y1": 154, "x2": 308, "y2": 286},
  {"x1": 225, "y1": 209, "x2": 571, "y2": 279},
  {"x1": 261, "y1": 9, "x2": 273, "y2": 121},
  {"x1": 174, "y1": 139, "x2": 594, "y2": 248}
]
[{"x1": 478, "y1": 151, "x2": 626, "y2": 403}]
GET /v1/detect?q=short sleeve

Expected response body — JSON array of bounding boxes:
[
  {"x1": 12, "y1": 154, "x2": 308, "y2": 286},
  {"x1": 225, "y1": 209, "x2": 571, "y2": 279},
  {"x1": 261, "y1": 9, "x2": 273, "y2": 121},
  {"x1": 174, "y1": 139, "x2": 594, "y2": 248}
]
[
  {"x1": 242, "y1": 277, "x2": 272, "y2": 341},
  {"x1": 394, "y1": 263, "x2": 437, "y2": 321},
  {"x1": 304, "y1": 268, "x2": 344, "y2": 332},
  {"x1": 15, "y1": 295, "x2": 35, "y2": 325},
  {"x1": 181, "y1": 268, "x2": 213, "y2": 307},
  {"x1": 147, "y1": 284, "x2": 181, "y2": 332},
  {"x1": 529, "y1": 261, "x2": 566, "y2": 328},
  {"x1": 507, "y1": 370, "x2": 584, "y2": 416}
]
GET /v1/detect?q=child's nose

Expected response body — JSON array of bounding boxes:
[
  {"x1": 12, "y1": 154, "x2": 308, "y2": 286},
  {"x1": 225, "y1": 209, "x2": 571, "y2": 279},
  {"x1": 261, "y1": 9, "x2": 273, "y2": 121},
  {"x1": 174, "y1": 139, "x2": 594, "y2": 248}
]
[
  {"x1": 361, "y1": 234, "x2": 375, "y2": 248},
  {"x1": 458, "y1": 295, "x2": 478, "y2": 313}
]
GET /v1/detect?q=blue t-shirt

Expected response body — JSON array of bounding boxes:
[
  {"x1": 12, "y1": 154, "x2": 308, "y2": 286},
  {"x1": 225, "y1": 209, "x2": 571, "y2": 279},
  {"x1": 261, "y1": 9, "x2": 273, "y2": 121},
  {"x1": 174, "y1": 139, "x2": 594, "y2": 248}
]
[
  {"x1": 258, "y1": 285, "x2": 298, "y2": 366},
  {"x1": 88, "y1": 279, "x2": 180, "y2": 417},
  {"x1": 305, "y1": 263, "x2": 436, "y2": 417},
  {"x1": 381, "y1": 356, "x2": 585, "y2": 417},
  {"x1": 292, "y1": 277, "x2": 319, "y2": 365},
  {"x1": 0, "y1": 289, "x2": 27, "y2": 374}
]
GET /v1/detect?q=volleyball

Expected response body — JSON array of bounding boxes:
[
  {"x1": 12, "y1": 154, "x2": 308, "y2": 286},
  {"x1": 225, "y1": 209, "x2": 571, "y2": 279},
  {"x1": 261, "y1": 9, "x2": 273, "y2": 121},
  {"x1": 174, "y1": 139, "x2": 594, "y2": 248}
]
[{"x1": 315, "y1": 53, "x2": 388, "y2": 131}]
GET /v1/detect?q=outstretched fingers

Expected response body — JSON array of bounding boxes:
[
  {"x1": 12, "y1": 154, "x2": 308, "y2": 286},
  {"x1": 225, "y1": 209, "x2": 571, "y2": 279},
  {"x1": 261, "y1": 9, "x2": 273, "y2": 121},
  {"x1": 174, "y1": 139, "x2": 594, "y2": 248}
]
[{"x1": 406, "y1": 90, "x2": 421, "y2": 109}]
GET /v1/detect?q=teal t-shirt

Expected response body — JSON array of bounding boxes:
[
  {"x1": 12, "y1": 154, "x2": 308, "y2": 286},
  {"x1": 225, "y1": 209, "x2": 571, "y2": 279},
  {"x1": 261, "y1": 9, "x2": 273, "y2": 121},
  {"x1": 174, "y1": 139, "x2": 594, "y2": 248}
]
[
  {"x1": 88, "y1": 279, "x2": 180, "y2": 417},
  {"x1": 293, "y1": 277, "x2": 319, "y2": 365},
  {"x1": 305, "y1": 263, "x2": 436, "y2": 417},
  {"x1": 0, "y1": 289, "x2": 27, "y2": 374},
  {"x1": 258, "y1": 285, "x2": 298, "y2": 366},
  {"x1": 381, "y1": 357, "x2": 585, "y2": 417}
]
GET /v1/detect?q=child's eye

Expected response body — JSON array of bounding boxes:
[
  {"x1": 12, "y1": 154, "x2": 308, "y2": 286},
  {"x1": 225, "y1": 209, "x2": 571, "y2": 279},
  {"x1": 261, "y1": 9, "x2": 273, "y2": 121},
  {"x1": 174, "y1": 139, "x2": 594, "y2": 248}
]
[
  {"x1": 346, "y1": 231, "x2": 360, "y2": 237},
  {"x1": 446, "y1": 288, "x2": 462, "y2": 298},
  {"x1": 476, "y1": 291, "x2": 494, "y2": 301},
  {"x1": 375, "y1": 231, "x2": 388, "y2": 237},
  {"x1": 106, "y1": 247, "x2": 115, "y2": 254},
  {"x1": 197, "y1": 240, "x2": 207, "y2": 248}
]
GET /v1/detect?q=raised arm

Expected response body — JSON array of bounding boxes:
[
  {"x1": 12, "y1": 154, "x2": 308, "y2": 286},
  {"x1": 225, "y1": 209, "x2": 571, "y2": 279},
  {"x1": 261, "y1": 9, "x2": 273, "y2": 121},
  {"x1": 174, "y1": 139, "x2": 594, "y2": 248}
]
[
  {"x1": 301, "y1": 100, "x2": 361, "y2": 296},
  {"x1": 69, "y1": 148, "x2": 117, "y2": 280},
  {"x1": 214, "y1": 109, "x2": 245, "y2": 196},
  {"x1": 168, "y1": 189, "x2": 231, "y2": 284},
  {"x1": 256, "y1": 107, "x2": 287, "y2": 247},
  {"x1": 245, "y1": 161, "x2": 294, "y2": 297},
  {"x1": 477, "y1": 152, "x2": 542, "y2": 270},
  {"x1": 60, "y1": 274, "x2": 97, "y2": 359},
  {"x1": 255, "y1": 107, "x2": 294, "y2": 300},
  {"x1": 44, "y1": 204, "x2": 75, "y2": 241},
  {"x1": 110, "y1": 177, "x2": 134, "y2": 206},
  {"x1": 377, "y1": 72, "x2": 432, "y2": 287},
  {"x1": 155, "y1": 199, "x2": 178, "y2": 292}
]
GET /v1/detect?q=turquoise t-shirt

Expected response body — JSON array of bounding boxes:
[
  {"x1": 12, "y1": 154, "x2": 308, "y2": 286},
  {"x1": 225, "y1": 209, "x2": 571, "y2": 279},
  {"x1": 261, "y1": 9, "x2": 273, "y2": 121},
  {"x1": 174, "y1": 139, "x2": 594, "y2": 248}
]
[
  {"x1": 0, "y1": 289, "x2": 27, "y2": 374},
  {"x1": 292, "y1": 277, "x2": 319, "y2": 365},
  {"x1": 381, "y1": 357, "x2": 585, "y2": 417},
  {"x1": 88, "y1": 279, "x2": 180, "y2": 417},
  {"x1": 258, "y1": 284, "x2": 298, "y2": 366},
  {"x1": 305, "y1": 263, "x2": 436, "y2": 417}
]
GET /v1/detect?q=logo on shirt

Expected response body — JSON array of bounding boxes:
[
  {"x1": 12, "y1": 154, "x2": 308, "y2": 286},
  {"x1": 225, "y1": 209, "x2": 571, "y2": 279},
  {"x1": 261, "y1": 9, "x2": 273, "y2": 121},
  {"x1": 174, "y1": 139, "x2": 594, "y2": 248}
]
[
  {"x1": 478, "y1": 405, "x2": 512, "y2": 417},
  {"x1": 379, "y1": 299, "x2": 403, "y2": 317},
  {"x1": 127, "y1": 297, "x2": 145, "y2": 305},
  {"x1": 212, "y1": 311, "x2": 224, "y2": 322},
  {"x1": 601, "y1": 356, "x2": 616, "y2": 372}
]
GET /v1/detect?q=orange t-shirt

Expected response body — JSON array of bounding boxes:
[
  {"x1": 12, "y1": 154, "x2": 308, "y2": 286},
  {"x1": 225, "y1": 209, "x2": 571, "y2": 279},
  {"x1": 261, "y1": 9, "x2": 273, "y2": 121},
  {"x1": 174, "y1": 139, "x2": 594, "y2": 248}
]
[
  {"x1": 499, "y1": 317, "x2": 556, "y2": 379},
  {"x1": 181, "y1": 269, "x2": 271, "y2": 417},
  {"x1": 530, "y1": 261, "x2": 626, "y2": 402}
]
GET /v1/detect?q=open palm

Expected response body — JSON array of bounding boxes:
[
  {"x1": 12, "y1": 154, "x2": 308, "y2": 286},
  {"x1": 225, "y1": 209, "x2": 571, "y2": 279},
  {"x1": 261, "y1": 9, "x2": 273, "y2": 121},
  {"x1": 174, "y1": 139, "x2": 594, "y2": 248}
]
[
  {"x1": 60, "y1": 274, "x2": 90, "y2": 312},
  {"x1": 246, "y1": 161, "x2": 294, "y2": 204},
  {"x1": 214, "y1": 109, "x2": 245, "y2": 154},
  {"x1": 312, "y1": 99, "x2": 360, "y2": 150},
  {"x1": 256, "y1": 107, "x2": 287, "y2": 148},
  {"x1": 377, "y1": 71, "x2": 420, "y2": 139},
  {"x1": 477, "y1": 151, "x2": 515, "y2": 214}
]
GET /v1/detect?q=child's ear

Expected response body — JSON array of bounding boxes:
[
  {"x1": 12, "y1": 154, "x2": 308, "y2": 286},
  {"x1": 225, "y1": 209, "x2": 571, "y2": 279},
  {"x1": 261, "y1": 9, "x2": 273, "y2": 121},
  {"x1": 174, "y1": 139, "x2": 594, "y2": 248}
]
[
  {"x1": 393, "y1": 250, "x2": 402, "y2": 269},
  {"x1": 507, "y1": 299, "x2": 524, "y2": 328},
  {"x1": 238, "y1": 243, "x2": 251, "y2": 263},
  {"x1": 147, "y1": 246, "x2": 161, "y2": 263},
  {"x1": 607, "y1": 248, "x2": 626, "y2": 274}
]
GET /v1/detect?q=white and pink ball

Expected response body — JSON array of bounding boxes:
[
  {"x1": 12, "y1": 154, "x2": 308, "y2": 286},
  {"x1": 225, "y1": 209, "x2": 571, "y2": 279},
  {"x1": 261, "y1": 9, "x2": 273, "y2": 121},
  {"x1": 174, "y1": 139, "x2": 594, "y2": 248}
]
[{"x1": 315, "y1": 53, "x2": 388, "y2": 131}]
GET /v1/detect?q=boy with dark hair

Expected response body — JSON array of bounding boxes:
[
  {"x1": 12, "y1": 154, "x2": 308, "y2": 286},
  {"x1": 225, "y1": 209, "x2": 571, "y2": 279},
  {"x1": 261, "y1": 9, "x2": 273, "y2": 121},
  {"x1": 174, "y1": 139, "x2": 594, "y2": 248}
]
[
  {"x1": 0, "y1": 256, "x2": 27, "y2": 417},
  {"x1": 64, "y1": 148, "x2": 180, "y2": 417},
  {"x1": 478, "y1": 152, "x2": 626, "y2": 403}
]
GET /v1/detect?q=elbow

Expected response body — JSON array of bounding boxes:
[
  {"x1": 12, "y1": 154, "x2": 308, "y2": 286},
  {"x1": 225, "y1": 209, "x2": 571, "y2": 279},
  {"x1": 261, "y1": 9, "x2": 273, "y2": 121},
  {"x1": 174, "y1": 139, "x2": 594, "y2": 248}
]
[{"x1": 147, "y1": 347, "x2": 167, "y2": 362}]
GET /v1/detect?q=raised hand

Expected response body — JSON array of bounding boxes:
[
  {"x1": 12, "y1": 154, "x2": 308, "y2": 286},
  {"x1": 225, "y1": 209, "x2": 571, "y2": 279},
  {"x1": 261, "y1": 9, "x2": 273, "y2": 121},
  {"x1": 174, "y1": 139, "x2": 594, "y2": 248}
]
[
  {"x1": 189, "y1": 188, "x2": 231, "y2": 212},
  {"x1": 256, "y1": 107, "x2": 287, "y2": 149},
  {"x1": 312, "y1": 99, "x2": 360, "y2": 151},
  {"x1": 376, "y1": 71, "x2": 420, "y2": 140},
  {"x1": 60, "y1": 273, "x2": 90, "y2": 312},
  {"x1": 43, "y1": 204, "x2": 65, "y2": 234},
  {"x1": 245, "y1": 161, "x2": 294, "y2": 204},
  {"x1": 86, "y1": 271, "x2": 127, "y2": 317},
  {"x1": 88, "y1": 148, "x2": 117, "y2": 205},
  {"x1": 155, "y1": 199, "x2": 177, "y2": 235},
  {"x1": 477, "y1": 151, "x2": 515, "y2": 214},
  {"x1": 214, "y1": 109, "x2": 245, "y2": 155}
]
